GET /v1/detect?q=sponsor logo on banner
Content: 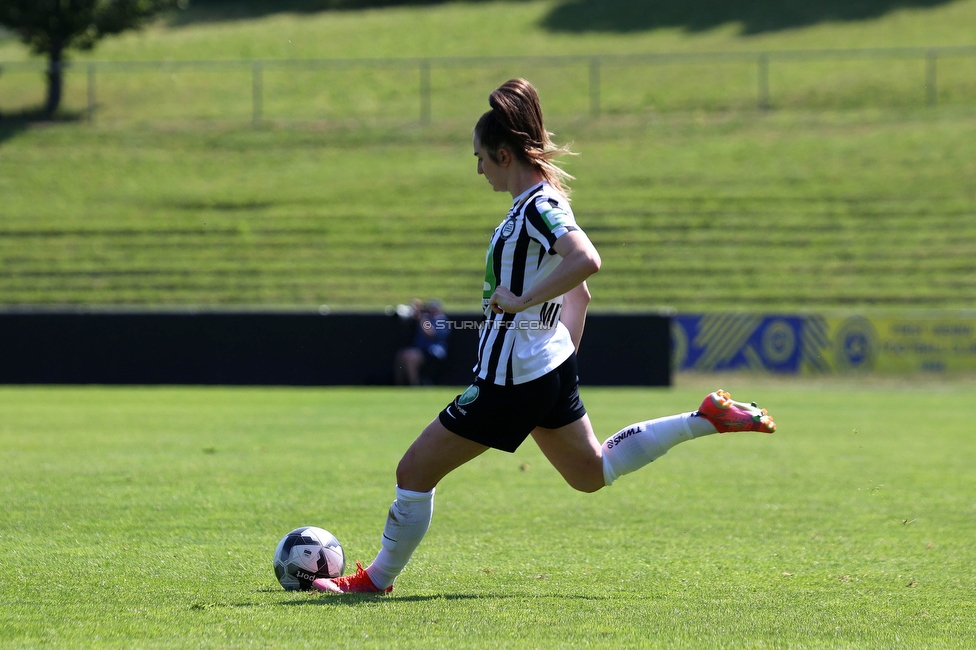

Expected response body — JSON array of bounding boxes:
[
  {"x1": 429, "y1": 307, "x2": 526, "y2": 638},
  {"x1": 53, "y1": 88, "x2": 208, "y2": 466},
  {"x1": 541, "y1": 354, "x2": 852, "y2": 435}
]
[{"x1": 833, "y1": 316, "x2": 878, "y2": 371}]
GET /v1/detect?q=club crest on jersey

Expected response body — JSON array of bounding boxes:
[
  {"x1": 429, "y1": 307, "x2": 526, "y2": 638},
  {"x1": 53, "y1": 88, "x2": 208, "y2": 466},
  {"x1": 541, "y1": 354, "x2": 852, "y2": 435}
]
[
  {"x1": 458, "y1": 385, "x2": 480, "y2": 406},
  {"x1": 499, "y1": 218, "x2": 516, "y2": 240}
]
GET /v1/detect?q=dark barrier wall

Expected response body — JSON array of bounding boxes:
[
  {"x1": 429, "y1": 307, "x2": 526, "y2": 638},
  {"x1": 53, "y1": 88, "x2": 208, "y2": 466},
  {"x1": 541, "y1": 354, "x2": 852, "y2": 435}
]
[{"x1": 0, "y1": 310, "x2": 670, "y2": 386}]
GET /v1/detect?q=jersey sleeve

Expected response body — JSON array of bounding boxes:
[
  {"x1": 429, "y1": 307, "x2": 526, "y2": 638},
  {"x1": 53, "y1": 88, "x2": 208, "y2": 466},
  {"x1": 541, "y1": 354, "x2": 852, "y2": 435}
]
[{"x1": 524, "y1": 194, "x2": 579, "y2": 254}]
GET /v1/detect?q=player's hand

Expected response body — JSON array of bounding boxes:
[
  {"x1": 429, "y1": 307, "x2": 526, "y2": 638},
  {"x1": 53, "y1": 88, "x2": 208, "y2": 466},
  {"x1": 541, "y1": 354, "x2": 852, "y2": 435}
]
[{"x1": 488, "y1": 286, "x2": 530, "y2": 314}]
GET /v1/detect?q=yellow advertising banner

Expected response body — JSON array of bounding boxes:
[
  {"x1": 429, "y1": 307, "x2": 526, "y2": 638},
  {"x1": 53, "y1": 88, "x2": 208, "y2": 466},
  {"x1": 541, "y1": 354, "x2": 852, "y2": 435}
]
[
  {"x1": 818, "y1": 312, "x2": 976, "y2": 373},
  {"x1": 673, "y1": 312, "x2": 976, "y2": 374}
]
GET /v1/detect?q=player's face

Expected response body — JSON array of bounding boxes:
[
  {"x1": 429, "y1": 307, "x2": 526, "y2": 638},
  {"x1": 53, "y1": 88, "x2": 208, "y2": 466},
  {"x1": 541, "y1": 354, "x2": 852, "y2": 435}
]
[{"x1": 473, "y1": 134, "x2": 507, "y2": 193}]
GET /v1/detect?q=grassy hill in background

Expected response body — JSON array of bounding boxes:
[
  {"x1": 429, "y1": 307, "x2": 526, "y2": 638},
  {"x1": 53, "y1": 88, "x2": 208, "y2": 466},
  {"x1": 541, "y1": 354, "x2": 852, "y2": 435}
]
[
  {"x1": 0, "y1": 1, "x2": 974, "y2": 311},
  {"x1": 2, "y1": 109, "x2": 973, "y2": 311}
]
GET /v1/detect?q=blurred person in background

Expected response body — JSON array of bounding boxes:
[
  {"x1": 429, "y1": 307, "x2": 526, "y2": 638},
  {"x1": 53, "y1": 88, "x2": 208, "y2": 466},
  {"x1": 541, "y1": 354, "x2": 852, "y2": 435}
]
[{"x1": 394, "y1": 299, "x2": 450, "y2": 386}]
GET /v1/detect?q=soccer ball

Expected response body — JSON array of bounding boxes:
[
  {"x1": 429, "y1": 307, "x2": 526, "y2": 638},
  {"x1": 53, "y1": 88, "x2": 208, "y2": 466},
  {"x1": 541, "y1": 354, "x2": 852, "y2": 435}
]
[{"x1": 273, "y1": 526, "x2": 345, "y2": 591}]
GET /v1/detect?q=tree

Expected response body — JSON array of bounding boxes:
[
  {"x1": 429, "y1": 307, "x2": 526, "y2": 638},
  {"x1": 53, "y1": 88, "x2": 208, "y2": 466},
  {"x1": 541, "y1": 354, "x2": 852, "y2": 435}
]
[{"x1": 0, "y1": 0, "x2": 183, "y2": 118}]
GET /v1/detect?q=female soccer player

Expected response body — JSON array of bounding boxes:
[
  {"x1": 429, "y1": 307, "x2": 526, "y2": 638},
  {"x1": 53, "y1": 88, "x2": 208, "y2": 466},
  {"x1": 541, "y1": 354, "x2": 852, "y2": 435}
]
[{"x1": 313, "y1": 79, "x2": 776, "y2": 594}]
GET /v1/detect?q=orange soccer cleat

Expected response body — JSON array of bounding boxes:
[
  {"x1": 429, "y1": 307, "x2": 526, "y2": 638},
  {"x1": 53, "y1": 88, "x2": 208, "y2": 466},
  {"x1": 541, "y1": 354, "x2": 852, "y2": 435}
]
[
  {"x1": 697, "y1": 389, "x2": 776, "y2": 434},
  {"x1": 311, "y1": 562, "x2": 393, "y2": 595}
]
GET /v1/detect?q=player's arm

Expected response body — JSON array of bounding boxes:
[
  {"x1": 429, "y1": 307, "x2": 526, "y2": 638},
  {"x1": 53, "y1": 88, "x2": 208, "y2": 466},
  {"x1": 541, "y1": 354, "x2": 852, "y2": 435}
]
[
  {"x1": 560, "y1": 280, "x2": 590, "y2": 352},
  {"x1": 488, "y1": 229, "x2": 601, "y2": 314}
]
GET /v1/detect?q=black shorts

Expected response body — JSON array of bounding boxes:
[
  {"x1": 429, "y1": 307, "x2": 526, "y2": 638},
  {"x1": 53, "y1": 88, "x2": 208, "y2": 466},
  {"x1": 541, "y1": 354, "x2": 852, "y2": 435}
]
[{"x1": 438, "y1": 353, "x2": 587, "y2": 453}]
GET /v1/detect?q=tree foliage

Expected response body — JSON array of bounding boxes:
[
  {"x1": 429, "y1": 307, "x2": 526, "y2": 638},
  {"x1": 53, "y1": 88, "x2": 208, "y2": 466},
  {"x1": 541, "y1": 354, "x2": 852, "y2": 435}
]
[{"x1": 0, "y1": 0, "x2": 183, "y2": 116}]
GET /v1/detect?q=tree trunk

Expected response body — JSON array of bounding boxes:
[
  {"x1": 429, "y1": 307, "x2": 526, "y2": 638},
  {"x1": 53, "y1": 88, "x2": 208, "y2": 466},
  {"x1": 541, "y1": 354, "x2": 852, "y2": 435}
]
[{"x1": 44, "y1": 41, "x2": 64, "y2": 119}]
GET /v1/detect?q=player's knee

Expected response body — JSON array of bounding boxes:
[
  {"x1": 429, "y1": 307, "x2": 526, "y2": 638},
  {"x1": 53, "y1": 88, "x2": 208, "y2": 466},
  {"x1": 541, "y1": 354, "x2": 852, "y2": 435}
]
[
  {"x1": 395, "y1": 452, "x2": 417, "y2": 488},
  {"x1": 395, "y1": 449, "x2": 434, "y2": 492},
  {"x1": 572, "y1": 481, "x2": 604, "y2": 494},
  {"x1": 566, "y1": 473, "x2": 605, "y2": 493}
]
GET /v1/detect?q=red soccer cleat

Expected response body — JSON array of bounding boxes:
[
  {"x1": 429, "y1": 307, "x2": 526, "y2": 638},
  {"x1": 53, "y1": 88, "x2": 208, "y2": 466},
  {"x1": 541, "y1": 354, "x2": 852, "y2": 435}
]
[
  {"x1": 697, "y1": 389, "x2": 776, "y2": 434},
  {"x1": 311, "y1": 561, "x2": 393, "y2": 595}
]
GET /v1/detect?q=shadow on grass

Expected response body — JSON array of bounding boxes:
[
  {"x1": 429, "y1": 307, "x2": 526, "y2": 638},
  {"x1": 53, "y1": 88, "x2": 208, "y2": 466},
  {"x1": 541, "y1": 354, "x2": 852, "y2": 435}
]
[
  {"x1": 0, "y1": 108, "x2": 87, "y2": 146},
  {"x1": 284, "y1": 592, "x2": 493, "y2": 606},
  {"x1": 190, "y1": 593, "x2": 497, "y2": 610},
  {"x1": 169, "y1": 0, "x2": 529, "y2": 25},
  {"x1": 172, "y1": 0, "x2": 959, "y2": 34},
  {"x1": 275, "y1": 591, "x2": 614, "y2": 606},
  {"x1": 541, "y1": 0, "x2": 959, "y2": 34}
]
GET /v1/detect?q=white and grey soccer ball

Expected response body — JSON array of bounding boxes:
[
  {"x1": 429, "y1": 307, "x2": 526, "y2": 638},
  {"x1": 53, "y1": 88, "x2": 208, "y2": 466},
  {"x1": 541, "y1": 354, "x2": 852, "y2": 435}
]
[{"x1": 273, "y1": 526, "x2": 345, "y2": 591}]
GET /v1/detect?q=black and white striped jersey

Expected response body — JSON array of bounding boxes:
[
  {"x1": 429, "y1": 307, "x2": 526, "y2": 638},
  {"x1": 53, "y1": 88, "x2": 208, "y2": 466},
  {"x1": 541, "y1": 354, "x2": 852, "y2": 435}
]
[{"x1": 475, "y1": 182, "x2": 581, "y2": 386}]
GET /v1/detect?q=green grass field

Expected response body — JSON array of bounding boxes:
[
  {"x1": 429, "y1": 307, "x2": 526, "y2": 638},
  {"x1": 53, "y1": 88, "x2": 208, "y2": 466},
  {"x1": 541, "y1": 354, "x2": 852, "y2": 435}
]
[{"x1": 2, "y1": 378, "x2": 975, "y2": 648}]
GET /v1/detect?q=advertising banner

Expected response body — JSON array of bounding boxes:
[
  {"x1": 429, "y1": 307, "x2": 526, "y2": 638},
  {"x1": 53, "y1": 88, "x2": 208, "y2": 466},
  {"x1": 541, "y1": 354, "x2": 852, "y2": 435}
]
[{"x1": 673, "y1": 312, "x2": 976, "y2": 374}]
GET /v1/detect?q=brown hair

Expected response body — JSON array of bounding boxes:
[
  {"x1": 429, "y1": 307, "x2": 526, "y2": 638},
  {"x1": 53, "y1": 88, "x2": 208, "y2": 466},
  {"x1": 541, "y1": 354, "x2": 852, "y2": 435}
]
[{"x1": 474, "y1": 78, "x2": 575, "y2": 196}]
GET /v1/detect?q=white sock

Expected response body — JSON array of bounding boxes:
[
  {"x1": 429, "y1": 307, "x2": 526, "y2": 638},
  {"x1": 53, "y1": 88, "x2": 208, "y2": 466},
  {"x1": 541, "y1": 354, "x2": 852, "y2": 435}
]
[
  {"x1": 365, "y1": 486, "x2": 435, "y2": 589},
  {"x1": 601, "y1": 412, "x2": 717, "y2": 486}
]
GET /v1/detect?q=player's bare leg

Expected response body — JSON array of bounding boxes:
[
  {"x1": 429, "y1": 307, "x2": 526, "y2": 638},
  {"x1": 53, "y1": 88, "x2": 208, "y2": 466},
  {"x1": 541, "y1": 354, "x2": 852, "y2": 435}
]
[
  {"x1": 530, "y1": 415, "x2": 605, "y2": 493},
  {"x1": 395, "y1": 419, "x2": 489, "y2": 492},
  {"x1": 313, "y1": 420, "x2": 488, "y2": 595},
  {"x1": 540, "y1": 392, "x2": 777, "y2": 488}
]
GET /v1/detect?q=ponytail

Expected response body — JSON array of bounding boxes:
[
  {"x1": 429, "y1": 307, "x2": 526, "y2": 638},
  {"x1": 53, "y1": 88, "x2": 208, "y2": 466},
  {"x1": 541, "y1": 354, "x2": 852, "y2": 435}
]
[{"x1": 474, "y1": 79, "x2": 575, "y2": 197}]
